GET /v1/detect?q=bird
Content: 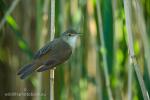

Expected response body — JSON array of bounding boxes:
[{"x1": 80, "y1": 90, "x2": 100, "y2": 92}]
[{"x1": 17, "y1": 29, "x2": 80, "y2": 79}]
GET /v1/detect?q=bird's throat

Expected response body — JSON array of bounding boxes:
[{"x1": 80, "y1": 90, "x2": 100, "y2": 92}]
[{"x1": 63, "y1": 36, "x2": 78, "y2": 49}]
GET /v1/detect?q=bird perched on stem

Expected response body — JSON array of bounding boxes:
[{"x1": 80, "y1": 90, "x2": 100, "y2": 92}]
[{"x1": 17, "y1": 29, "x2": 80, "y2": 79}]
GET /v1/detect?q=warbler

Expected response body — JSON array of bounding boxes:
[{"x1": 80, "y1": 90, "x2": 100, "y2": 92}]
[{"x1": 17, "y1": 29, "x2": 80, "y2": 79}]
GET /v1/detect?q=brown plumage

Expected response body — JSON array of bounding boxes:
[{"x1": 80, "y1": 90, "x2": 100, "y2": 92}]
[{"x1": 17, "y1": 29, "x2": 79, "y2": 79}]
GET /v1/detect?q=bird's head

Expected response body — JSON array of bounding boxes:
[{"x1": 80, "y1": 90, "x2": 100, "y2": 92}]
[
  {"x1": 62, "y1": 29, "x2": 80, "y2": 37},
  {"x1": 61, "y1": 29, "x2": 81, "y2": 48}
]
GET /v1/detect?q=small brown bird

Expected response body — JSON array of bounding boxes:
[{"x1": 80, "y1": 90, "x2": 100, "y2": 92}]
[{"x1": 17, "y1": 29, "x2": 80, "y2": 79}]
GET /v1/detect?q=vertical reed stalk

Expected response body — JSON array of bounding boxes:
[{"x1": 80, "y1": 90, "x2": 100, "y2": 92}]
[
  {"x1": 134, "y1": 0, "x2": 150, "y2": 80},
  {"x1": 96, "y1": 0, "x2": 113, "y2": 100},
  {"x1": 128, "y1": 61, "x2": 133, "y2": 100},
  {"x1": 123, "y1": 0, "x2": 149, "y2": 99},
  {"x1": 49, "y1": 0, "x2": 55, "y2": 100}
]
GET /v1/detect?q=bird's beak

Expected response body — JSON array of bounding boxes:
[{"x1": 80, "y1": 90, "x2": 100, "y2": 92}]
[{"x1": 76, "y1": 32, "x2": 83, "y2": 36}]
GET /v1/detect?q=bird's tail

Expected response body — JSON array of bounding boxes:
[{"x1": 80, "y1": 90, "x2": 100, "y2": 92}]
[{"x1": 17, "y1": 63, "x2": 35, "y2": 79}]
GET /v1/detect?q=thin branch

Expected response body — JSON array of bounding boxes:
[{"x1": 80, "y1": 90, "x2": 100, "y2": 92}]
[
  {"x1": 123, "y1": 0, "x2": 149, "y2": 100},
  {"x1": 0, "y1": 0, "x2": 20, "y2": 30},
  {"x1": 49, "y1": 0, "x2": 55, "y2": 100},
  {"x1": 96, "y1": 0, "x2": 113, "y2": 100}
]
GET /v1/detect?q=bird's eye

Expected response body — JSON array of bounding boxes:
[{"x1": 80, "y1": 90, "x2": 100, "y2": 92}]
[{"x1": 68, "y1": 33, "x2": 71, "y2": 36}]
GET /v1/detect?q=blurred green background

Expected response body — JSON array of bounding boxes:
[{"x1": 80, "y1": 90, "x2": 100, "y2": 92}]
[{"x1": 0, "y1": 0, "x2": 150, "y2": 100}]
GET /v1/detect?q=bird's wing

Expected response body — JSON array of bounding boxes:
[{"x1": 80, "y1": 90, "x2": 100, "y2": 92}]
[
  {"x1": 35, "y1": 40, "x2": 72, "y2": 72},
  {"x1": 33, "y1": 39, "x2": 58, "y2": 59}
]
